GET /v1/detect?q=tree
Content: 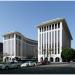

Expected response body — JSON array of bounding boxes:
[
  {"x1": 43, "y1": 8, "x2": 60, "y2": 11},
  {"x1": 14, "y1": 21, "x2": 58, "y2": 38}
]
[{"x1": 61, "y1": 48, "x2": 75, "y2": 62}]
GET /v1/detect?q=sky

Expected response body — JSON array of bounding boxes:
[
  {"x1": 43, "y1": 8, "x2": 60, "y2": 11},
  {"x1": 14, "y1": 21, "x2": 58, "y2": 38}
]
[{"x1": 0, "y1": 1, "x2": 75, "y2": 49}]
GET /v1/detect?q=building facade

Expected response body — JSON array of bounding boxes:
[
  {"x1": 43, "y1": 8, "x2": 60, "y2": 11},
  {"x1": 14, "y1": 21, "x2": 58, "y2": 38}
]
[
  {"x1": 0, "y1": 43, "x2": 3, "y2": 61},
  {"x1": 3, "y1": 32, "x2": 38, "y2": 62},
  {"x1": 37, "y1": 18, "x2": 72, "y2": 62}
]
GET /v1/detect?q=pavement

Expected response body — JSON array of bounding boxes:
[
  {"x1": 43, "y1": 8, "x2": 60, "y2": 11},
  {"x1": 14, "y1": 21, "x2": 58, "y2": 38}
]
[
  {"x1": 0, "y1": 62, "x2": 75, "y2": 74},
  {"x1": 36, "y1": 62, "x2": 75, "y2": 67}
]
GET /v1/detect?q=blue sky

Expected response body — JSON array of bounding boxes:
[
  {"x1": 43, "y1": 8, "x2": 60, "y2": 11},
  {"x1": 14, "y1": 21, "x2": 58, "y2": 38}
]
[{"x1": 0, "y1": 1, "x2": 75, "y2": 49}]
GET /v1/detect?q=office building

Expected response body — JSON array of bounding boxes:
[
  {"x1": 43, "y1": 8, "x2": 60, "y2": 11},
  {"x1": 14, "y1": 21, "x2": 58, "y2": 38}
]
[
  {"x1": 37, "y1": 18, "x2": 72, "y2": 62},
  {"x1": 3, "y1": 32, "x2": 38, "y2": 62}
]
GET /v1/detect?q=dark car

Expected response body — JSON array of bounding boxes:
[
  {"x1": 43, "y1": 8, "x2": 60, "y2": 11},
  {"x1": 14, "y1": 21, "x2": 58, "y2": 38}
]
[{"x1": 41, "y1": 60, "x2": 48, "y2": 65}]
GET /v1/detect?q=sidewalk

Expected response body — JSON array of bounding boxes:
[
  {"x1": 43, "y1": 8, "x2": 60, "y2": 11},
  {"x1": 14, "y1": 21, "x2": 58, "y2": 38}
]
[{"x1": 36, "y1": 62, "x2": 75, "y2": 67}]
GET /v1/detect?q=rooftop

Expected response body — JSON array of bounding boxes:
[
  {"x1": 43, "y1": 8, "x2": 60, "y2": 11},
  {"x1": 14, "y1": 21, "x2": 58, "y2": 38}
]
[{"x1": 37, "y1": 18, "x2": 73, "y2": 40}]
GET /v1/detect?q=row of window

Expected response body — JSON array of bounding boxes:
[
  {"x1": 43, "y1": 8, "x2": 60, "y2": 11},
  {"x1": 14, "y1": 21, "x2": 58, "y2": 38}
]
[
  {"x1": 4, "y1": 34, "x2": 14, "y2": 40},
  {"x1": 4, "y1": 34, "x2": 37, "y2": 46},
  {"x1": 4, "y1": 34, "x2": 21, "y2": 40},
  {"x1": 39, "y1": 22, "x2": 60, "y2": 32},
  {"x1": 4, "y1": 40, "x2": 14, "y2": 56},
  {"x1": 39, "y1": 30, "x2": 60, "y2": 55}
]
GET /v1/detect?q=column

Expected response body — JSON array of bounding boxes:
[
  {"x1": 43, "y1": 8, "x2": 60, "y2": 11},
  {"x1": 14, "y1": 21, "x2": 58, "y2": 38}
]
[
  {"x1": 3, "y1": 37, "x2": 5, "y2": 62},
  {"x1": 14, "y1": 34, "x2": 16, "y2": 57},
  {"x1": 54, "y1": 24, "x2": 55, "y2": 54},
  {"x1": 21, "y1": 37, "x2": 23, "y2": 59},
  {"x1": 46, "y1": 26, "x2": 47, "y2": 57},
  {"x1": 41, "y1": 27, "x2": 42, "y2": 55},
  {"x1": 43, "y1": 26, "x2": 45, "y2": 60},
  {"x1": 40, "y1": 33, "x2": 41, "y2": 55},
  {"x1": 48, "y1": 26, "x2": 50, "y2": 61},
  {"x1": 51, "y1": 25, "x2": 52, "y2": 54},
  {"x1": 57, "y1": 23, "x2": 58, "y2": 54},
  {"x1": 38, "y1": 28, "x2": 40, "y2": 62},
  {"x1": 60, "y1": 22, "x2": 62, "y2": 62}
]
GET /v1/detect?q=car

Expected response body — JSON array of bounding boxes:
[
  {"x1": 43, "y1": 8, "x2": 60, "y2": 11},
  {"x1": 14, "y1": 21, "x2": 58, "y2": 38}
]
[
  {"x1": 41, "y1": 60, "x2": 48, "y2": 65},
  {"x1": 0, "y1": 62, "x2": 21, "y2": 69},
  {"x1": 21, "y1": 61, "x2": 29, "y2": 67},
  {"x1": 28, "y1": 61, "x2": 36, "y2": 66},
  {"x1": 21, "y1": 61, "x2": 36, "y2": 67}
]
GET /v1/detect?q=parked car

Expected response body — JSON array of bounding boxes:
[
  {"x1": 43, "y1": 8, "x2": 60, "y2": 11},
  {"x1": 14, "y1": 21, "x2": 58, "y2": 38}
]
[
  {"x1": 41, "y1": 60, "x2": 48, "y2": 65},
  {"x1": 0, "y1": 62, "x2": 20, "y2": 69},
  {"x1": 21, "y1": 61, "x2": 29, "y2": 67},
  {"x1": 28, "y1": 61, "x2": 36, "y2": 66},
  {"x1": 21, "y1": 61, "x2": 36, "y2": 67}
]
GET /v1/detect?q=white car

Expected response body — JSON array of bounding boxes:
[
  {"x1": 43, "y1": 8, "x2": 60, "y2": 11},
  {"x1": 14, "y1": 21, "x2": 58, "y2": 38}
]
[
  {"x1": 21, "y1": 61, "x2": 29, "y2": 67},
  {"x1": 28, "y1": 61, "x2": 36, "y2": 66},
  {"x1": 0, "y1": 62, "x2": 20, "y2": 69},
  {"x1": 21, "y1": 61, "x2": 36, "y2": 67}
]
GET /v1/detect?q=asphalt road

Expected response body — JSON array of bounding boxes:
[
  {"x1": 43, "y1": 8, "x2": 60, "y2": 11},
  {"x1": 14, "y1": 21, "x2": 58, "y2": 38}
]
[{"x1": 0, "y1": 63, "x2": 75, "y2": 74}]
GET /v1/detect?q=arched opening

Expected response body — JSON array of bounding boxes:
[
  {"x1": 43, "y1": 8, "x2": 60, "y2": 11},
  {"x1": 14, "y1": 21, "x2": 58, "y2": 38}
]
[
  {"x1": 55, "y1": 57, "x2": 60, "y2": 62},
  {"x1": 50, "y1": 57, "x2": 53, "y2": 62},
  {"x1": 44, "y1": 57, "x2": 48, "y2": 62}
]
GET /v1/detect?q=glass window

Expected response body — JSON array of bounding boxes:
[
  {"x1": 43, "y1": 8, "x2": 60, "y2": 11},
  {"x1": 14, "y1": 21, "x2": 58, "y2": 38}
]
[
  {"x1": 49, "y1": 32, "x2": 51, "y2": 49},
  {"x1": 58, "y1": 30, "x2": 60, "y2": 54},
  {"x1": 42, "y1": 34, "x2": 43, "y2": 54},
  {"x1": 49, "y1": 25, "x2": 51, "y2": 30},
  {"x1": 47, "y1": 26, "x2": 48, "y2": 30},
  {"x1": 40, "y1": 28, "x2": 41, "y2": 32},
  {"x1": 10, "y1": 34, "x2": 14, "y2": 39},
  {"x1": 16, "y1": 35, "x2": 21, "y2": 40},
  {"x1": 47, "y1": 32, "x2": 48, "y2": 56},
  {"x1": 58, "y1": 22, "x2": 60, "y2": 28},
  {"x1": 55, "y1": 24, "x2": 57, "y2": 29},
  {"x1": 52, "y1": 24, "x2": 54, "y2": 29},
  {"x1": 44, "y1": 26, "x2": 46, "y2": 31}
]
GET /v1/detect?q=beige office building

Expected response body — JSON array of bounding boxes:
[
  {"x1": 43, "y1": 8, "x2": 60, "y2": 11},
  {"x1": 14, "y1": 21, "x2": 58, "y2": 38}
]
[
  {"x1": 37, "y1": 18, "x2": 72, "y2": 62},
  {"x1": 3, "y1": 32, "x2": 38, "y2": 62}
]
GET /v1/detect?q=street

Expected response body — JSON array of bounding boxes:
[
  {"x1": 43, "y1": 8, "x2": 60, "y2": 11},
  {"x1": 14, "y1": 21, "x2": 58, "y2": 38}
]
[{"x1": 0, "y1": 63, "x2": 75, "y2": 74}]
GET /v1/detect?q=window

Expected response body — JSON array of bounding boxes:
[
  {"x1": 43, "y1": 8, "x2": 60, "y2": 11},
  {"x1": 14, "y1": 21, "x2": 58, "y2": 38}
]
[
  {"x1": 42, "y1": 34, "x2": 43, "y2": 54},
  {"x1": 47, "y1": 26, "x2": 48, "y2": 30},
  {"x1": 16, "y1": 35, "x2": 21, "y2": 40},
  {"x1": 55, "y1": 24, "x2": 57, "y2": 29},
  {"x1": 58, "y1": 22, "x2": 60, "y2": 28},
  {"x1": 49, "y1": 25, "x2": 51, "y2": 30},
  {"x1": 52, "y1": 31, "x2": 54, "y2": 54},
  {"x1": 10, "y1": 34, "x2": 14, "y2": 39},
  {"x1": 44, "y1": 26, "x2": 46, "y2": 31},
  {"x1": 40, "y1": 28, "x2": 41, "y2": 32},
  {"x1": 52, "y1": 24, "x2": 54, "y2": 29},
  {"x1": 58, "y1": 30, "x2": 60, "y2": 54}
]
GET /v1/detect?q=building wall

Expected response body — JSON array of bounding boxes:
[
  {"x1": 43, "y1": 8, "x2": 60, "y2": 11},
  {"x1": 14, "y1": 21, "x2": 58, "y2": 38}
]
[
  {"x1": 0, "y1": 43, "x2": 3, "y2": 61},
  {"x1": 38, "y1": 22, "x2": 62, "y2": 62},
  {"x1": 3, "y1": 32, "x2": 38, "y2": 62},
  {"x1": 62, "y1": 26, "x2": 71, "y2": 48},
  {"x1": 38, "y1": 19, "x2": 72, "y2": 62}
]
